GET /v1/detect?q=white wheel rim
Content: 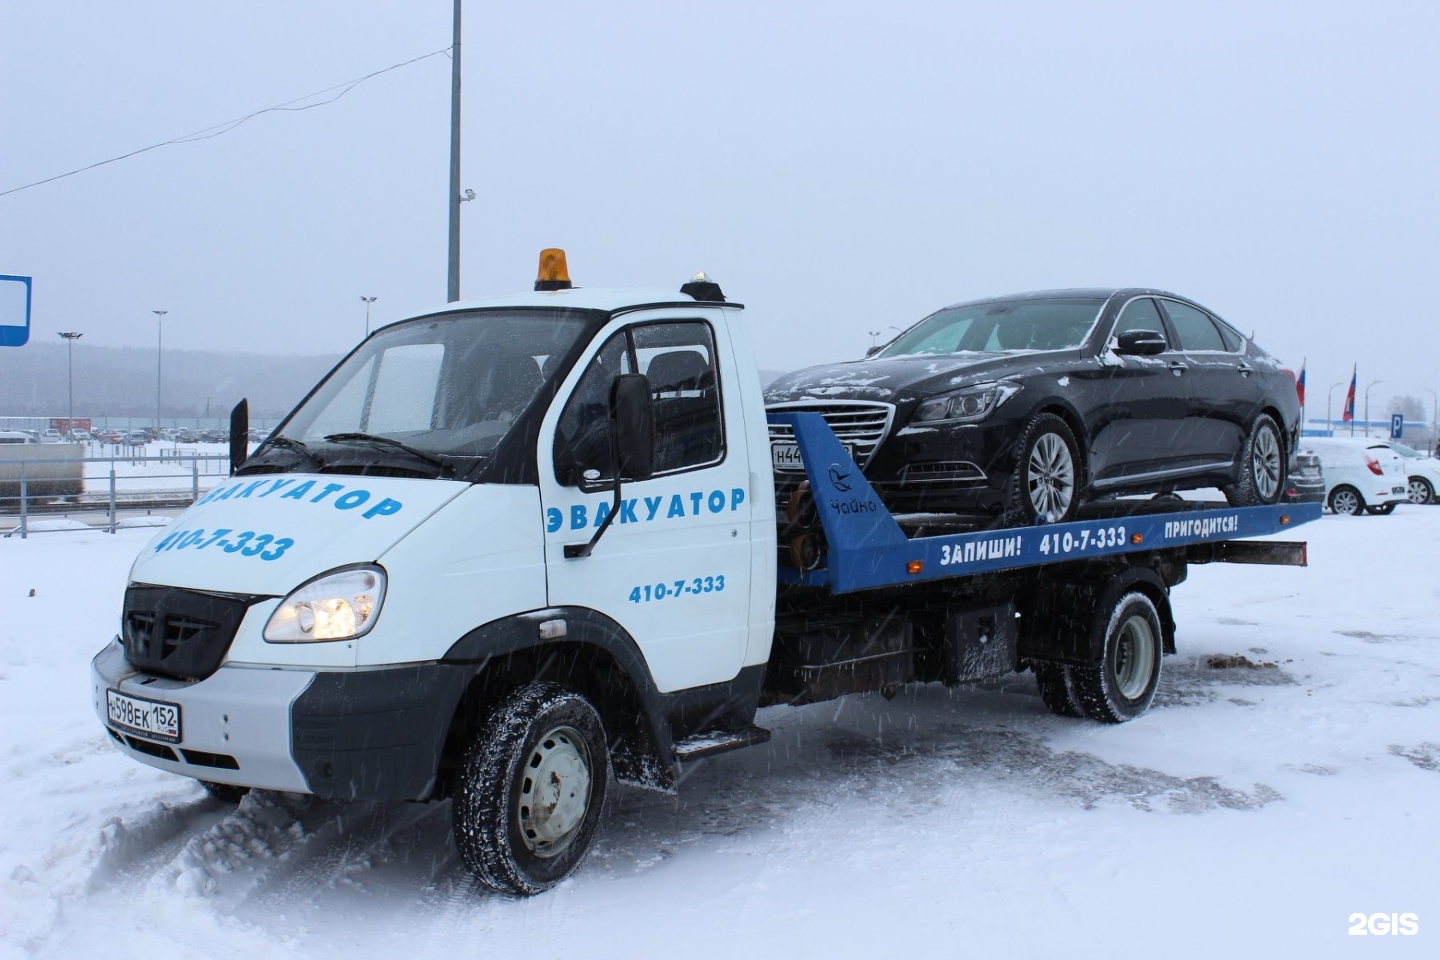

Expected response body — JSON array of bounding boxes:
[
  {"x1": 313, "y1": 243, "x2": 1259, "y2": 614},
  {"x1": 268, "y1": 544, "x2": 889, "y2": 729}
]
[
  {"x1": 1251, "y1": 424, "x2": 1281, "y2": 501},
  {"x1": 517, "y1": 724, "x2": 592, "y2": 858},
  {"x1": 1408, "y1": 479, "x2": 1429, "y2": 504},
  {"x1": 1113, "y1": 615, "x2": 1156, "y2": 700},
  {"x1": 1027, "y1": 433, "x2": 1075, "y2": 518},
  {"x1": 1333, "y1": 490, "x2": 1358, "y2": 514}
]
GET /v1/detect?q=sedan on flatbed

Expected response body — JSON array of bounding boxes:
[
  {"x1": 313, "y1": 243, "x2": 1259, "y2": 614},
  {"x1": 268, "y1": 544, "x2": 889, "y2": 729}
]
[{"x1": 765, "y1": 288, "x2": 1300, "y2": 524}]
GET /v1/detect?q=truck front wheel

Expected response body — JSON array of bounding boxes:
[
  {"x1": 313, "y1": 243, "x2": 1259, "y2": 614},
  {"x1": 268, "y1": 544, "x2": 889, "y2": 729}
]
[
  {"x1": 452, "y1": 682, "x2": 610, "y2": 895},
  {"x1": 1070, "y1": 591, "x2": 1164, "y2": 723}
]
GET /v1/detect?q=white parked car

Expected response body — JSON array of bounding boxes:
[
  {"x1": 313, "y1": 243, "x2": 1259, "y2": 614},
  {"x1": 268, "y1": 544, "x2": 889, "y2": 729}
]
[
  {"x1": 1360, "y1": 440, "x2": 1440, "y2": 505},
  {"x1": 39, "y1": 429, "x2": 63, "y2": 443},
  {"x1": 1302, "y1": 437, "x2": 1409, "y2": 515}
]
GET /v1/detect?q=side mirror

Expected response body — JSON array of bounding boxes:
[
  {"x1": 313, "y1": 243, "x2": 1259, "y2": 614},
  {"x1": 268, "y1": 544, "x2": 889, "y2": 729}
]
[
  {"x1": 1114, "y1": 329, "x2": 1167, "y2": 356},
  {"x1": 228, "y1": 399, "x2": 249, "y2": 475},
  {"x1": 610, "y1": 373, "x2": 654, "y2": 481},
  {"x1": 864, "y1": 345, "x2": 882, "y2": 358}
]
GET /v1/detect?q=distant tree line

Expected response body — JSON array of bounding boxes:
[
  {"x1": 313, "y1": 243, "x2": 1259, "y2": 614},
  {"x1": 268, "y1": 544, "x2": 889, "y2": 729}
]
[{"x1": 0, "y1": 339, "x2": 341, "y2": 420}]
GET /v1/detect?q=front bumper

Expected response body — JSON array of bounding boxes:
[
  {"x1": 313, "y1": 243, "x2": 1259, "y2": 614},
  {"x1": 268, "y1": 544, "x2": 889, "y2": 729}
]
[{"x1": 92, "y1": 640, "x2": 472, "y2": 800}]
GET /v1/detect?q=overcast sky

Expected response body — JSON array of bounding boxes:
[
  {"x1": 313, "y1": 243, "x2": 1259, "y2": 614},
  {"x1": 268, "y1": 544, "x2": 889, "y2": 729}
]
[{"x1": 3, "y1": 1, "x2": 1437, "y2": 422}]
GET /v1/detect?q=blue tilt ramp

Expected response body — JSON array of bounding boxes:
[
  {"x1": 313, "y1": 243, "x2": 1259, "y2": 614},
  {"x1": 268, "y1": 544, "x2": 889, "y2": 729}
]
[{"x1": 769, "y1": 412, "x2": 1322, "y2": 594}]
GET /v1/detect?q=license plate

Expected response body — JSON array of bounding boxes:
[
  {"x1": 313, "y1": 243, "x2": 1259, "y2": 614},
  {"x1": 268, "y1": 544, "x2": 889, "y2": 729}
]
[
  {"x1": 106, "y1": 689, "x2": 181, "y2": 743},
  {"x1": 1393, "y1": 486, "x2": 1405, "y2": 495},
  {"x1": 771, "y1": 441, "x2": 854, "y2": 471}
]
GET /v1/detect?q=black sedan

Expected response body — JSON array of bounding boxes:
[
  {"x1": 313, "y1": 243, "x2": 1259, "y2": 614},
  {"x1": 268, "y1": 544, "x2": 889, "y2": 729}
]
[{"x1": 765, "y1": 288, "x2": 1300, "y2": 524}]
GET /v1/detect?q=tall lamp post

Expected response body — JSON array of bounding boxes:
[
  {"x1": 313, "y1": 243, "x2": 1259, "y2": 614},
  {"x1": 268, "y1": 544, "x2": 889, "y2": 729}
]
[
  {"x1": 361, "y1": 295, "x2": 377, "y2": 337},
  {"x1": 1363, "y1": 379, "x2": 1383, "y2": 438},
  {"x1": 151, "y1": 310, "x2": 168, "y2": 431},
  {"x1": 1327, "y1": 381, "x2": 1345, "y2": 435},
  {"x1": 57, "y1": 331, "x2": 82, "y2": 435}
]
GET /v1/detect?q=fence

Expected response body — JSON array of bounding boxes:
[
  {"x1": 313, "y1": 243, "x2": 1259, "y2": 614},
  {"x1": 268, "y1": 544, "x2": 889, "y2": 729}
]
[{"x1": 1, "y1": 448, "x2": 233, "y2": 539}]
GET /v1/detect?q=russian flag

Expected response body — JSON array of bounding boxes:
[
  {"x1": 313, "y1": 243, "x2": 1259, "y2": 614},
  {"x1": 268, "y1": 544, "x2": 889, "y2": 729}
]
[
  {"x1": 1343, "y1": 365, "x2": 1356, "y2": 422},
  {"x1": 1296, "y1": 361, "x2": 1306, "y2": 407}
]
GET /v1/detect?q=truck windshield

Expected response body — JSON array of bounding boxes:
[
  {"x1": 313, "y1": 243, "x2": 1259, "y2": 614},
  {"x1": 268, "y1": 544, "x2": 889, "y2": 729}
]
[{"x1": 269, "y1": 308, "x2": 592, "y2": 467}]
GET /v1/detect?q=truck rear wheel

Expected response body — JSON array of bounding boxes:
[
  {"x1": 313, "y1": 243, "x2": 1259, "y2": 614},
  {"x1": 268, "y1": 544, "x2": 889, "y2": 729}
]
[
  {"x1": 1070, "y1": 591, "x2": 1163, "y2": 723},
  {"x1": 452, "y1": 682, "x2": 610, "y2": 895},
  {"x1": 1032, "y1": 662, "x2": 1082, "y2": 717}
]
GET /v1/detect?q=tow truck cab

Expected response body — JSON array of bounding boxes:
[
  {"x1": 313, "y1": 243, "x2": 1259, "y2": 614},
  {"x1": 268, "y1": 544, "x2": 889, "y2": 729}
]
[{"x1": 92, "y1": 252, "x2": 1318, "y2": 896}]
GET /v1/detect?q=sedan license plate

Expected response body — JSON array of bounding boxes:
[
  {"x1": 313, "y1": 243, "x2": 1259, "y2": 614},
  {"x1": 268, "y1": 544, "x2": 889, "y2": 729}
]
[
  {"x1": 772, "y1": 441, "x2": 854, "y2": 471},
  {"x1": 106, "y1": 689, "x2": 181, "y2": 743}
]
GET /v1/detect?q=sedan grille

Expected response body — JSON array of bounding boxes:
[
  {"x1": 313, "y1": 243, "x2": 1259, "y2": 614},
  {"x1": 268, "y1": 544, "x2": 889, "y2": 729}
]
[
  {"x1": 766, "y1": 401, "x2": 894, "y2": 471},
  {"x1": 122, "y1": 585, "x2": 258, "y2": 681}
]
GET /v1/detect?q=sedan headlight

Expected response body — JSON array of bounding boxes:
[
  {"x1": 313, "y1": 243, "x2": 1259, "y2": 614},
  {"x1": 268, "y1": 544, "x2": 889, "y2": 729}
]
[
  {"x1": 912, "y1": 381, "x2": 1021, "y2": 424},
  {"x1": 264, "y1": 565, "x2": 386, "y2": 643}
]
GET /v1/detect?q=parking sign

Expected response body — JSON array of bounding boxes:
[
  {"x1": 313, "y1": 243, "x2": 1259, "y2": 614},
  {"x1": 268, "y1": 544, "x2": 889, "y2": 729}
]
[
  {"x1": 0, "y1": 275, "x2": 32, "y2": 347},
  {"x1": 1391, "y1": 414, "x2": 1403, "y2": 439}
]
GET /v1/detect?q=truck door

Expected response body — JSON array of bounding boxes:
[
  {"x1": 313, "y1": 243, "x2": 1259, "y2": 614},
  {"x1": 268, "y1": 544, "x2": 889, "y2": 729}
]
[{"x1": 538, "y1": 317, "x2": 754, "y2": 694}]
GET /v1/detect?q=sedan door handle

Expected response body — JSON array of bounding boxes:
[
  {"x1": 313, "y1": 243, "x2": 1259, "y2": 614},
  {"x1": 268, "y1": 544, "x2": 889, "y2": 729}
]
[
  {"x1": 1236, "y1": 363, "x2": 1254, "y2": 377},
  {"x1": 1168, "y1": 361, "x2": 1188, "y2": 376}
]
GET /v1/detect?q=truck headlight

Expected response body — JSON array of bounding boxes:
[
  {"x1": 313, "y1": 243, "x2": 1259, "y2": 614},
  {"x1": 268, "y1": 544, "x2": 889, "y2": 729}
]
[
  {"x1": 264, "y1": 565, "x2": 386, "y2": 642},
  {"x1": 912, "y1": 381, "x2": 1021, "y2": 424}
]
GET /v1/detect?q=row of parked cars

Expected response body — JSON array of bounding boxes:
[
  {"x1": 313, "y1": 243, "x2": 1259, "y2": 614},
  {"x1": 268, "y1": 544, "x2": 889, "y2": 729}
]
[{"x1": 1293, "y1": 437, "x2": 1439, "y2": 514}]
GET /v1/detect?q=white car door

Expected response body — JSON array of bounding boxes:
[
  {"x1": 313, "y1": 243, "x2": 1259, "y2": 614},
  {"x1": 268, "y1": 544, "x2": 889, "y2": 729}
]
[{"x1": 537, "y1": 315, "x2": 755, "y2": 693}]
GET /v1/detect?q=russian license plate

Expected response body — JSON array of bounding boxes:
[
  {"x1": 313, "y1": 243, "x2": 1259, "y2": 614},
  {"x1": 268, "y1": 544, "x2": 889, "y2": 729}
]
[
  {"x1": 106, "y1": 689, "x2": 181, "y2": 743},
  {"x1": 771, "y1": 441, "x2": 854, "y2": 471},
  {"x1": 1393, "y1": 486, "x2": 1405, "y2": 495}
]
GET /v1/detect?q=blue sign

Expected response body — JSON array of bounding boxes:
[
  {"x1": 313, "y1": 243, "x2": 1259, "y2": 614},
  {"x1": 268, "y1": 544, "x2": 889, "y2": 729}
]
[
  {"x1": 1391, "y1": 414, "x2": 1404, "y2": 439},
  {"x1": 0, "y1": 275, "x2": 32, "y2": 347}
]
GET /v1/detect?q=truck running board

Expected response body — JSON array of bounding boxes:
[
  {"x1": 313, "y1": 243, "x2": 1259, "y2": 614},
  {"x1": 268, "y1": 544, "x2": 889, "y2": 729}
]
[{"x1": 673, "y1": 725, "x2": 773, "y2": 763}]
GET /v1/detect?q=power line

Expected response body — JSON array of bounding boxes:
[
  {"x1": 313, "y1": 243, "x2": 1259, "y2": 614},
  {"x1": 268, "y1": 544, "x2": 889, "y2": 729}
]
[{"x1": 0, "y1": 46, "x2": 452, "y2": 199}]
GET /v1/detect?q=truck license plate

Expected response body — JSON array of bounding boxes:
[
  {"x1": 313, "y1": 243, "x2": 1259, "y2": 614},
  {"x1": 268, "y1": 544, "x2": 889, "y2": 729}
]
[
  {"x1": 771, "y1": 442, "x2": 853, "y2": 471},
  {"x1": 106, "y1": 689, "x2": 181, "y2": 743}
]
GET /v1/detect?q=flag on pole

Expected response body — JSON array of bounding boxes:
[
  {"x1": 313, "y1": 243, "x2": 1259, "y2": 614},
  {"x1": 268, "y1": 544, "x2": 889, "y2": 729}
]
[
  {"x1": 1296, "y1": 360, "x2": 1306, "y2": 408},
  {"x1": 1342, "y1": 365, "x2": 1356, "y2": 422}
]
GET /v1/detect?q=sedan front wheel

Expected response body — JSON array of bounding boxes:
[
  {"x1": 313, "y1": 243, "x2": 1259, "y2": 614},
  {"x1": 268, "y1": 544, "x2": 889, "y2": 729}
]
[{"x1": 1008, "y1": 413, "x2": 1082, "y2": 525}]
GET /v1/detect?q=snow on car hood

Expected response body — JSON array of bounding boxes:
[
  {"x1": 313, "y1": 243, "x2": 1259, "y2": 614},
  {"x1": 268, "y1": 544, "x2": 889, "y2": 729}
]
[
  {"x1": 764, "y1": 349, "x2": 1078, "y2": 404},
  {"x1": 128, "y1": 474, "x2": 470, "y2": 595}
]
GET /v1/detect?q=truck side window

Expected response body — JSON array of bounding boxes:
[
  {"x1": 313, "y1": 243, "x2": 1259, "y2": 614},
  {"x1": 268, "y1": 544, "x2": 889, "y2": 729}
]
[
  {"x1": 553, "y1": 321, "x2": 724, "y2": 485},
  {"x1": 634, "y1": 322, "x2": 724, "y2": 475},
  {"x1": 554, "y1": 332, "x2": 630, "y2": 484}
]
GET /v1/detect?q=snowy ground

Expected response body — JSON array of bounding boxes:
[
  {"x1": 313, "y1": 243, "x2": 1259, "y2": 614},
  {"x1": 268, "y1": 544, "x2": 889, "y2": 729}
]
[{"x1": 1, "y1": 507, "x2": 1436, "y2": 959}]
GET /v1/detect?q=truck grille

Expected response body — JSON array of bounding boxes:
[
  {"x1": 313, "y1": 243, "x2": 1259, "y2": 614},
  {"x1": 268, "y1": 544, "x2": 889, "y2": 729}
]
[
  {"x1": 766, "y1": 401, "x2": 894, "y2": 471},
  {"x1": 121, "y1": 584, "x2": 258, "y2": 681}
]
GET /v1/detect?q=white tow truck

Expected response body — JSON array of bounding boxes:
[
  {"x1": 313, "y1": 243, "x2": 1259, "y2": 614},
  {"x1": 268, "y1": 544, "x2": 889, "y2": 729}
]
[{"x1": 92, "y1": 252, "x2": 1319, "y2": 894}]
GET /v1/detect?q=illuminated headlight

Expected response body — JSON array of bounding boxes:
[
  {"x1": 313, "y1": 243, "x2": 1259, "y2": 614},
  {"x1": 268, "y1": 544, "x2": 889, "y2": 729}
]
[
  {"x1": 263, "y1": 565, "x2": 386, "y2": 643},
  {"x1": 912, "y1": 381, "x2": 1021, "y2": 424}
]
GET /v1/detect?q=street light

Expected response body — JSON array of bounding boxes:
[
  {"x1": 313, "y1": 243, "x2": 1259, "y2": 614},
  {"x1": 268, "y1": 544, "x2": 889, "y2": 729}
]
[
  {"x1": 152, "y1": 310, "x2": 167, "y2": 431},
  {"x1": 1327, "y1": 381, "x2": 1345, "y2": 436},
  {"x1": 361, "y1": 296, "x2": 377, "y2": 336},
  {"x1": 57, "y1": 331, "x2": 82, "y2": 435},
  {"x1": 1363, "y1": 379, "x2": 1383, "y2": 437}
]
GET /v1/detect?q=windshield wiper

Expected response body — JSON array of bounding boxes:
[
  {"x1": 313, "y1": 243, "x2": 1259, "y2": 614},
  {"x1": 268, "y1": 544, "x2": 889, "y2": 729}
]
[
  {"x1": 260, "y1": 434, "x2": 326, "y2": 469},
  {"x1": 323, "y1": 432, "x2": 453, "y2": 475}
]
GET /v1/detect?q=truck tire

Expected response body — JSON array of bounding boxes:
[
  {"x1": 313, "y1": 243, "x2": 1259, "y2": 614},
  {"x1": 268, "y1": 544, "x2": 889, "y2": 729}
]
[
  {"x1": 1069, "y1": 591, "x2": 1164, "y2": 723},
  {"x1": 1032, "y1": 662, "x2": 1082, "y2": 717},
  {"x1": 1224, "y1": 413, "x2": 1286, "y2": 506},
  {"x1": 452, "y1": 682, "x2": 610, "y2": 896}
]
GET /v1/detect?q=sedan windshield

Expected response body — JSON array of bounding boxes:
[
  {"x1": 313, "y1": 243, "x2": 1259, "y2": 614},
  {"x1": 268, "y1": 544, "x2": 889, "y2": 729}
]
[
  {"x1": 272, "y1": 308, "x2": 592, "y2": 464},
  {"x1": 877, "y1": 298, "x2": 1104, "y2": 358}
]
